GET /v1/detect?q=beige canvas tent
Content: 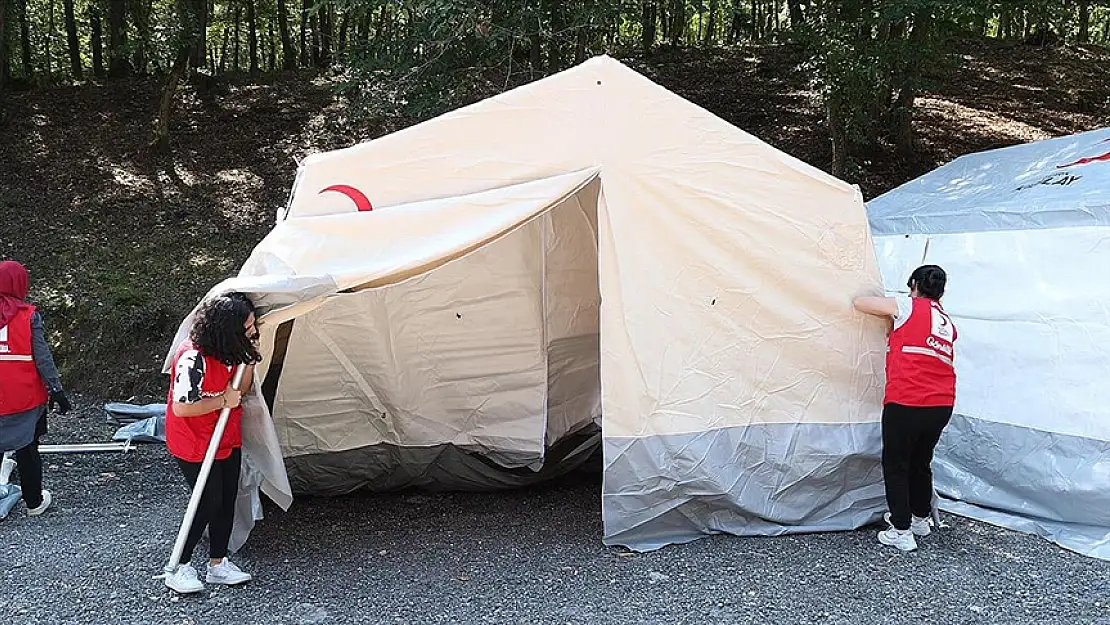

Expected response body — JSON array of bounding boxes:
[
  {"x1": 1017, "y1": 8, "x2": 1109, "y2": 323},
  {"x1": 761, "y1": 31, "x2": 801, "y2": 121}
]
[{"x1": 166, "y1": 55, "x2": 890, "y2": 552}]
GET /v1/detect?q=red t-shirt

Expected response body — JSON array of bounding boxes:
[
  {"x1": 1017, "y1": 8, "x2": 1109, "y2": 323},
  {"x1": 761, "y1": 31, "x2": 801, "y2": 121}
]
[
  {"x1": 884, "y1": 297, "x2": 957, "y2": 407},
  {"x1": 165, "y1": 340, "x2": 243, "y2": 462}
]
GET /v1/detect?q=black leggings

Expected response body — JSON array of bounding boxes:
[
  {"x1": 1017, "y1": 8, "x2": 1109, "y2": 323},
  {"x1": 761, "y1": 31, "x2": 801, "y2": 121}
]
[
  {"x1": 15, "y1": 442, "x2": 43, "y2": 508},
  {"x1": 14, "y1": 409, "x2": 47, "y2": 508},
  {"x1": 881, "y1": 403, "x2": 953, "y2": 530},
  {"x1": 176, "y1": 448, "x2": 241, "y2": 564}
]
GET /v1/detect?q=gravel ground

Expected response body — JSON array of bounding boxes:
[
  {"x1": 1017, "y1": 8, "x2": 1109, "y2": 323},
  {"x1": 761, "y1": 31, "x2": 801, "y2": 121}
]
[{"x1": 2, "y1": 398, "x2": 1109, "y2": 625}]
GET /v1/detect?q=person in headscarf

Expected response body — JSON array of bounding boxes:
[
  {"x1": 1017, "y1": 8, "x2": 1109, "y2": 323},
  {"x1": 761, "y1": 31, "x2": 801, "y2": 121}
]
[{"x1": 0, "y1": 260, "x2": 71, "y2": 516}]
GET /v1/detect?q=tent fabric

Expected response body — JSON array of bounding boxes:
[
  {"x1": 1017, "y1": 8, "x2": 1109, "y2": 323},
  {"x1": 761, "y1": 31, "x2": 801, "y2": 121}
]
[
  {"x1": 268, "y1": 178, "x2": 601, "y2": 473},
  {"x1": 867, "y1": 127, "x2": 1110, "y2": 235},
  {"x1": 166, "y1": 55, "x2": 890, "y2": 552},
  {"x1": 868, "y1": 132, "x2": 1110, "y2": 560}
]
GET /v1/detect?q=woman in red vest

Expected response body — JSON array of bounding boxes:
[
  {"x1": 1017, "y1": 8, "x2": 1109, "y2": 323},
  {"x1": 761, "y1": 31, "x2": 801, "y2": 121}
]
[
  {"x1": 0, "y1": 260, "x2": 71, "y2": 516},
  {"x1": 854, "y1": 265, "x2": 957, "y2": 552},
  {"x1": 162, "y1": 291, "x2": 260, "y2": 594}
]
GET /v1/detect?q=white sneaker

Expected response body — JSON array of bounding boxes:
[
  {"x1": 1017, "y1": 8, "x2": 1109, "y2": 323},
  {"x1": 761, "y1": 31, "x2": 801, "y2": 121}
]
[
  {"x1": 878, "y1": 525, "x2": 918, "y2": 551},
  {"x1": 26, "y1": 490, "x2": 52, "y2": 516},
  {"x1": 165, "y1": 563, "x2": 205, "y2": 594},
  {"x1": 911, "y1": 515, "x2": 933, "y2": 537},
  {"x1": 206, "y1": 558, "x2": 252, "y2": 585},
  {"x1": 885, "y1": 512, "x2": 932, "y2": 537}
]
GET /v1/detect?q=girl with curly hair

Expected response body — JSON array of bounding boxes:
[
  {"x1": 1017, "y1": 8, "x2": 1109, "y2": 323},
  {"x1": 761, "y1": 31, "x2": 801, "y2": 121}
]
[{"x1": 163, "y1": 291, "x2": 261, "y2": 594}]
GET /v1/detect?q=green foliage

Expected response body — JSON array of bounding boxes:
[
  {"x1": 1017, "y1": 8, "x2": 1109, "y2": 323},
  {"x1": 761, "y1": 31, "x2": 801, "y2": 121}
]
[
  {"x1": 340, "y1": 0, "x2": 631, "y2": 118},
  {"x1": 796, "y1": 0, "x2": 966, "y2": 170},
  {"x1": 2, "y1": 0, "x2": 1108, "y2": 90}
]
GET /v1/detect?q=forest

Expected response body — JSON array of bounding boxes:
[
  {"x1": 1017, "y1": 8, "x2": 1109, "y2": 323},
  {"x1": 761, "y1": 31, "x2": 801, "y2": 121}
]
[{"x1": 3, "y1": 0, "x2": 1110, "y2": 171}]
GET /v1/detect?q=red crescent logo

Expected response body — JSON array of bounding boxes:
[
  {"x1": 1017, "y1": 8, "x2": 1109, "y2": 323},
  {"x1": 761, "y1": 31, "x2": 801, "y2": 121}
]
[
  {"x1": 319, "y1": 185, "x2": 373, "y2": 211},
  {"x1": 1056, "y1": 139, "x2": 1110, "y2": 169}
]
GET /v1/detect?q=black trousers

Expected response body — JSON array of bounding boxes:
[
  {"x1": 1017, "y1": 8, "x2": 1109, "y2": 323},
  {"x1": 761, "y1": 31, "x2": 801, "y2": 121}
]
[
  {"x1": 881, "y1": 403, "x2": 953, "y2": 530},
  {"x1": 176, "y1": 448, "x2": 241, "y2": 565},
  {"x1": 14, "y1": 410, "x2": 47, "y2": 508},
  {"x1": 14, "y1": 442, "x2": 43, "y2": 509}
]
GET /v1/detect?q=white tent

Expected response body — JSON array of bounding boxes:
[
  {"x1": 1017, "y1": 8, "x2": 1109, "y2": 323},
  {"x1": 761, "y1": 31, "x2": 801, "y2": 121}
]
[
  {"x1": 166, "y1": 56, "x2": 891, "y2": 552},
  {"x1": 867, "y1": 127, "x2": 1110, "y2": 560}
]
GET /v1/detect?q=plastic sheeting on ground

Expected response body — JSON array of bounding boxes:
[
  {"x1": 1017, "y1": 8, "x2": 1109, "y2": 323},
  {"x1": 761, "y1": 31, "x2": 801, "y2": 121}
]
[
  {"x1": 0, "y1": 484, "x2": 21, "y2": 519},
  {"x1": 113, "y1": 415, "x2": 166, "y2": 443}
]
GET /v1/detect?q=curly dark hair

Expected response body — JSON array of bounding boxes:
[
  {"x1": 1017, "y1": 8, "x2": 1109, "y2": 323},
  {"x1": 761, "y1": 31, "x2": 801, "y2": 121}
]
[{"x1": 190, "y1": 292, "x2": 262, "y2": 366}]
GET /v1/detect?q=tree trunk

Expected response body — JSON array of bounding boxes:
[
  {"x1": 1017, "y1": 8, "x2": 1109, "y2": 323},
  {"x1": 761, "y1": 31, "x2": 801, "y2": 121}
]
[
  {"x1": 320, "y1": 5, "x2": 333, "y2": 66},
  {"x1": 310, "y1": 10, "x2": 319, "y2": 66},
  {"x1": 153, "y1": 0, "x2": 205, "y2": 152},
  {"x1": 337, "y1": 10, "x2": 349, "y2": 58},
  {"x1": 530, "y1": 35, "x2": 542, "y2": 72},
  {"x1": 219, "y1": 25, "x2": 229, "y2": 72},
  {"x1": 188, "y1": 0, "x2": 207, "y2": 67},
  {"x1": 827, "y1": 95, "x2": 848, "y2": 178},
  {"x1": 62, "y1": 0, "x2": 80, "y2": 77},
  {"x1": 641, "y1": 1, "x2": 657, "y2": 51},
  {"x1": 751, "y1": 0, "x2": 760, "y2": 39},
  {"x1": 891, "y1": 11, "x2": 931, "y2": 158},
  {"x1": 972, "y1": 11, "x2": 986, "y2": 36},
  {"x1": 90, "y1": 7, "x2": 104, "y2": 77},
  {"x1": 233, "y1": 2, "x2": 241, "y2": 71},
  {"x1": 132, "y1": 0, "x2": 150, "y2": 73},
  {"x1": 1078, "y1": 0, "x2": 1090, "y2": 43},
  {"x1": 704, "y1": 0, "x2": 718, "y2": 44},
  {"x1": 787, "y1": 0, "x2": 803, "y2": 28},
  {"x1": 277, "y1": 0, "x2": 294, "y2": 69},
  {"x1": 659, "y1": 1, "x2": 669, "y2": 40},
  {"x1": 729, "y1": 5, "x2": 742, "y2": 42},
  {"x1": 267, "y1": 12, "x2": 275, "y2": 70},
  {"x1": 669, "y1": 0, "x2": 682, "y2": 45},
  {"x1": 373, "y1": 3, "x2": 387, "y2": 46},
  {"x1": 108, "y1": 0, "x2": 129, "y2": 76},
  {"x1": 357, "y1": 6, "x2": 371, "y2": 47},
  {"x1": 299, "y1": 0, "x2": 308, "y2": 66},
  {"x1": 18, "y1": 0, "x2": 30, "y2": 76},
  {"x1": 247, "y1": 0, "x2": 258, "y2": 75},
  {"x1": 0, "y1": 0, "x2": 10, "y2": 87},
  {"x1": 546, "y1": 0, "x2": 565, "y2": 70},
  {"x1": 152, "y1": 44, "x2": 190, "y2": 153},
  {"x1": 46, "y1": 0, "x2": 54, "y2": 78}
]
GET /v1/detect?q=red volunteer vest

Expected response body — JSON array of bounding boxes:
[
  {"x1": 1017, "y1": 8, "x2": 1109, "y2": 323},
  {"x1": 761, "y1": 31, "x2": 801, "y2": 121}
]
[
  {"x1": 165, "y1": 340, "x2": 243, "y2": 462},
  {"x1": 885, "y1": 297, "x2": 957, "y2": 407},
  {"x1": 0, "y1": 307, "x2": 50, "y2": 416}
]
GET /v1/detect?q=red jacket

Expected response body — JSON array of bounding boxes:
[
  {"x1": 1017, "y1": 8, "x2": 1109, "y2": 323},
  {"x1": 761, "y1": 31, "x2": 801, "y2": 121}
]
[
  {"x1": 165, "y1": 340, "x2": 243, "y2": 462},
  {"x1": 0, "y1": 306, "x2": 50, "y2": 416},
  {"x1": 885, "y1": 297, "x2": 958, "y2": 407}
]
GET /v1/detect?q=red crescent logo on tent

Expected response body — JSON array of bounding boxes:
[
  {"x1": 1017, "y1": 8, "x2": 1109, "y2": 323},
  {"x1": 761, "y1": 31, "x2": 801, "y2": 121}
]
[
  {"x1": 319, "y1": 185, "x2": 373, "y2": 211},
  {"x1": 1057, "y1": 138, "x2": 1110, "y2": 169}
]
